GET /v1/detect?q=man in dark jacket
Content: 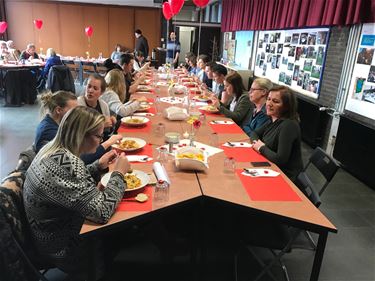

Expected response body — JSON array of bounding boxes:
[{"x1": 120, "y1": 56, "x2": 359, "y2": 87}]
[{"x1": 135, "y1": 29, "x2": 149, "y2": 59}]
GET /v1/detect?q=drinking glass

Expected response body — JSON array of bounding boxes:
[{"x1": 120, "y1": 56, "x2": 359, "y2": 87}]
[
  {"x1": 157, "y1": 147, "x2": 168, "y2": 163},
  {"x1": 154, "y1": 122, "x2": 165, "y2": 137},
  {"x1": 224, "y1": 156, "x2": 236, "y2": 173},
  {"x1": 209, "y1": 132, "x2": 219, "y2": 147}
]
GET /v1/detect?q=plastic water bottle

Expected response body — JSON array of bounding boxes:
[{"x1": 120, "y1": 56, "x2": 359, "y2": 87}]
[{"x1": 154, "y1": 179, "x2": 169, "y2": 203}]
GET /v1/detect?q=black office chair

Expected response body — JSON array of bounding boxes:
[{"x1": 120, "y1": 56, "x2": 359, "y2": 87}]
[
  {"x1": 62, "y1": 59, "x2": 80, "y2": 83},
  {"x1": 234, "y1": 185, "x2": 321, "y2": 281},
  {"x1": 294, "y1": 147, "x2": 340, "y2": 250},
  {"x1": 297, "y1": 147, "x2": 340, "y2": 196},
  {"x1": 46, "y1": 65, "x2": 75, "y2": 94}
]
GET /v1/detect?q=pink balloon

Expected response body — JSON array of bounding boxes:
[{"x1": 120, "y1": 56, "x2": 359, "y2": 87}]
[
  {"x1": 34, "y1": 19, "x2": 43, "y2": 30},
  {"x1": 193, "y1": 0, "x2": 210, "y2": 8},
  {"x1": 169, "y1": 0, "x2": 184, "y2": 15},
  {"x1": 162, "y1": 2, "x2": 173, "y2": 20},
  {"x1": 85, "y1": 26, "x2": 94, "y2": 37},
  {"x1": 0, "y1": 21, "x2": 7, "y2": 34}
]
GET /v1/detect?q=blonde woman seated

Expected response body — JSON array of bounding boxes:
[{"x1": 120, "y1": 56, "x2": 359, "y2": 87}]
[
  {"x1": 24, "y1": 106, "x2": 130, "y2": 280},
  {"x1": 101, "y1": 69, "x2": 145, "y2": 117},
  {"x1": 211, "y1": 72, "x2": 251, "y2": 126},
  {"x1": 243, "y1": 78, "x2": 273, "y2": 136}
]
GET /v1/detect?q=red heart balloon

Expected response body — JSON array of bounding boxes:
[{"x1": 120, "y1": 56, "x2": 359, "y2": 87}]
[
  {"x1": 34, "y1": 19, "x2": 43, "y2": 30},
  {"x1": 193, "y1": 0, "x2": 209, "y2": 8},
  {"x1": 162, "y1": 2, "x2": 173, "y2": 20},
  {"x1": 0, "y1": 21, "x2": 7, "y2": 34},
  {"x1": 85, "y1": 26, "x2": 93, "y2": 37},
  {"x1": 169, "y1": 0, "x2": 184, "y2": 15}
]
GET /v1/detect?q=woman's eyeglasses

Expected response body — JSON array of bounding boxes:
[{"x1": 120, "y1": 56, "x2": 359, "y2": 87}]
[
  {"x1": 249, "y1": 88, "x2": 264, "y2": 92},
  {"x1": 92, "y1": 134, "x2": 104, "y2": 142}
]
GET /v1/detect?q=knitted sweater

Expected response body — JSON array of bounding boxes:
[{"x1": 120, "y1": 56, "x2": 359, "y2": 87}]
[{"x1": 23, "y1": 149, "x2": 125, "y2": 268}]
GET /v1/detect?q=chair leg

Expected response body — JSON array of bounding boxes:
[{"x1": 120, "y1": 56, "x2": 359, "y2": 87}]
[
  {"x1": 270, "y1": 249, "x2": 290, "y2": 281},
  {"x1": 304, "y1": 231, "x2": 317, "y2": 250},
  {"x1": 234, "y1": 245, "x2": 278, "y2": 281}
]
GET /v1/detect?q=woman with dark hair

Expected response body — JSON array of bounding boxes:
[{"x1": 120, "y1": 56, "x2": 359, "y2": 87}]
[
  {"x1": 110, "y1": 44, "x2": 123, "y2": 63},
  {"x1": 211, "y1": 72, "x2": 251, "y2": 126},
  {"x1": 251, "y1": 85, "x2": 303, "y2": 181}
]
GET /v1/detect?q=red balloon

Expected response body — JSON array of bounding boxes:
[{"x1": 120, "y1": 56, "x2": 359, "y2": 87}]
[
  {"x1": 34, "y1": 19, "x2": 43, "y2": 30},
  {"x1": 169, "y1": 0, "x2": 184, "y2": 15},
  {"x1": 193, "y1": 0, "x2": 209, "y2": 8},
  {"x1": 162, "y1": 2, "x2": 173, "y2": 20},
  {"x1": 0, "y1": 21, "x2": 7, "y2": 34},
  {"x1": 85, "y1": 26, "x2": 94, "y2": 37}
]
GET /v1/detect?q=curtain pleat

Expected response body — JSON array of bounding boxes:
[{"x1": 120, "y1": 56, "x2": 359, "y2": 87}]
[{"x1": 221, "y1": 0, "x2": 375, "y2": 31}]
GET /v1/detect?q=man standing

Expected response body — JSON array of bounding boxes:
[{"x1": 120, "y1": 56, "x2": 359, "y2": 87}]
[
  {"x1": 166, "y1": 31, "x2": 181, "y2": 68},
  {"x1": 135, "y1": 29, "x2": 149, "y2": 59}
]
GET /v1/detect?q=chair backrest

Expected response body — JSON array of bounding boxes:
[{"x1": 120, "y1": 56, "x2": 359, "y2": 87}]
[
  {"x1": 304, "y1": 147, "x2": 340, "y2": 196},
  {"x1": 47, "y1": 65, "x2": 75, "y2": 93},
  {"x1": 295, "y1": 172, "x2": 321, "y2": 208}
]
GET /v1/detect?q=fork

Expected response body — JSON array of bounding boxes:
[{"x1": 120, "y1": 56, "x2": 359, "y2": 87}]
[{"x1": 226, "y1": 142, "x2": 235, "y2": 147}]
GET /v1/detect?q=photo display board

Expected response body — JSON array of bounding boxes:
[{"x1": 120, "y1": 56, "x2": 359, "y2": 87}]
[
  {"x1": 223, "y1": 32, "x2": 236, "y2": 62},
  {"x1": 345, "y1": 23, "x2": 375, "y2": 121},
  {"x1": 254, "y1": 27, "x2": 330, "y2": 99}
]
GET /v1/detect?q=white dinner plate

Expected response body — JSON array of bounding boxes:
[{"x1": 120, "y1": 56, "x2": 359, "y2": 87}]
[
  {"x1": 121, "y1": 116, "x2": 149, "y2": 127},
  {"x1": 101, "y1": 170, "x2": 150, "y2": 192},
  {"x1": 112, "y1": 137, "x2": 146, "y2": 152}
]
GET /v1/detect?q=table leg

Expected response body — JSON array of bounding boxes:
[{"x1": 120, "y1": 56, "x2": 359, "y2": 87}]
[{"x1": 310, "y1": 231, "x2": 328, "y2": 281}]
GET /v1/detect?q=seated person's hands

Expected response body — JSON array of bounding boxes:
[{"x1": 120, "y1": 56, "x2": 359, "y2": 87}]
[
  {"x1": 104, "y1": 116, "x2": 114, "y2": 128},
  {"x1": 252, "y1": 140, "x2": 265, "y2": 152},
  {"x1": 101, "y1": 134, "x2": 123, "y2": 150},
  {"x1": 98, "y1": 150, "x2": 118, "y2": 170},
  {"x1": 132, "y1": 96, "x2": 147, "y2": 103},
  {"x1": 220, "y1": 91, "x2": 230, "y2": 105},
  {"x1": 211, "y1": 96, "x2": 220, "y2": 108},
  {"x1": 114, "y1": 153, "x2": 131, "y2": 175}
]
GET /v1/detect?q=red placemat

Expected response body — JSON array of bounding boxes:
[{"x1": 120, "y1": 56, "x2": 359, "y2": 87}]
[
  {"x1": 117, "y1": 185, "x2": 153, "y2": 211},
  {"x1": 222, "y1": 146, "x2": 268, "y2": 162},
  {"x1": 118, "y1": 121, "x2": 152, "y2": 133},
  {"x1": 126, "y1": 143, "x2": 154, "y2": 159},
  {"x1": 235, "y1": 169, "x2": 301, "y2": 201},
  {"x1": 209, "y1": 122, "x2": 244, "y2": 134}
]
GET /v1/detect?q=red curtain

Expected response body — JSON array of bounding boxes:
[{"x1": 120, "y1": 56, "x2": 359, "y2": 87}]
[{"x1": 222, "y1": 0, "x2": 375, "y2": 31}]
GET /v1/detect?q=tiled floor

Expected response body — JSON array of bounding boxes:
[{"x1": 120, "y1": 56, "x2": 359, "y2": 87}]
[{"x1": 0, "y1": 97, "x2": 374, "y2": 281}]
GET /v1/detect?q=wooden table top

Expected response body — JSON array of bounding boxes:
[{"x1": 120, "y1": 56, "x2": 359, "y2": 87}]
[{"x1": 81, "y1": 72, "x2": 337, "y2": 236}]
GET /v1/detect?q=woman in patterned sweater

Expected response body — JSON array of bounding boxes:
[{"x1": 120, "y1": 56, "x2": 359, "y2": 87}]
[{"x1": 23, "y1": 106, "x2": 130, "y2": 280}]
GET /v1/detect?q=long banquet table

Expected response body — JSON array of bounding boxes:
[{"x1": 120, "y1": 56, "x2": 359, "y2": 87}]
[{"x1": 80, "y1": 70, "x2": 337, "y2": 281}]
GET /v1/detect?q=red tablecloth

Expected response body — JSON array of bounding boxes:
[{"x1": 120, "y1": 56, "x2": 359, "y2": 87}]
[
  {"x1": 235, "y1": 169, "x2": 301, "y2": 201},
  {"x1": 117, "y1": 185, "x2": 153, "y2": 211},
  {"x1": 209, "y1": 122, "x2": 244, "y2": 134},
  {"x1": 222, "y1": 146, "x2": 268, "y2": 162}
]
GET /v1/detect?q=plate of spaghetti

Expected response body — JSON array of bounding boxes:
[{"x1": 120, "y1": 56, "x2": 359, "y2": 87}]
[
  {"x1": 112, "y1": 137, "x2": 146, "y2": 152},
  {"x1": 101, "y1": 170, "x2": 150, "y2": 193}
]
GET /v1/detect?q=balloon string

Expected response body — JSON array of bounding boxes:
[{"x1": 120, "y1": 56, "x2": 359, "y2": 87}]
[
  {"x1": 197, "y1": 8, "x2": 202, "y2": 57},
  {"x1": 166, "y1": 20, "x2": 169, "y2": 65}
]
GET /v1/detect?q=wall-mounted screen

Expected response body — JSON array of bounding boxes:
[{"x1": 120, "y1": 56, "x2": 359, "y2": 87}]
[
  {"x1": 254, "y1": 27, "x2": 330, "y2": 99},
  {"x1": 234, "y1": 31, "x2": 254, "y2": 68},
  {"x1": 345, "y1": 23, "x2": 375, "y2": 121}
]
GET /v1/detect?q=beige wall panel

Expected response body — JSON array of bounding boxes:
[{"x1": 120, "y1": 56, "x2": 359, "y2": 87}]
[
  {"x1": 5, "y1": 1, "x2": 34, "y2": 52},
  {"x1": 108, "y1": 7, "x2": 135, "y2": 53},
  {"x1": 134, "y1": 8, "x2": 161, "y2": 53},
  {"x1": 5, "y1": 1, "x2": 162, "y2": 59},
  {"x1": 58, "y1": 4, "x2": 85, "y2": 57},
  {"x1": 82, "y1": 6, "x2": 109, "y2": 58},
  {"x1": 32, "y1": 2, "x2": 61, "y2": 54}
]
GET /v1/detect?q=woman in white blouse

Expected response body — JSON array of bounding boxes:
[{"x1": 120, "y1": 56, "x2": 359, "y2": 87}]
[{"x1": 101, "y1": 69, "x2": 146, "y2": 117}]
